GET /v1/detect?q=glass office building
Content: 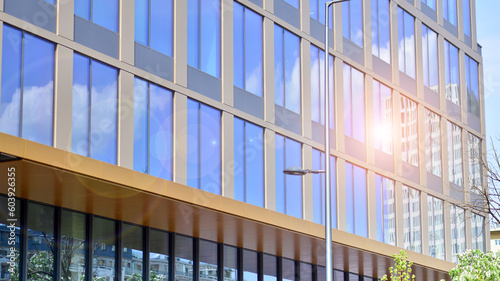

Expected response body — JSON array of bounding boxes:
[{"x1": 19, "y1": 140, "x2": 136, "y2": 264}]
[{"x1": 0, "y1": 0, "x2": 487, "y2": 280}]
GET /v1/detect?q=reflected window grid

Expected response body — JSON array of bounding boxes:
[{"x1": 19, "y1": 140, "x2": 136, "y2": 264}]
[
  {"x1": 444, "y1": 41, "x2": 460, "y2": 106},
  {"x1": 424, "y1": 109, "x2": 442, "y2": 177},
  {"x1": 402, "y1": 185, "x2": 421, "y2": 253},
  {"x1": 375, "y1": 175, "x2": 396, "y2": 245},
  {"x1": 74, "y1": 0, "x2": 119, "y2": 32},
  {"x1": 428, "y1": 196, "x2": 445, "y2": 260},
  {"x1": 310, "y1": 45, "x2": 334, "y2": 127},
  {"x1": 468, "y1": 133, "x2": 482, "y2": 192},
  {"x1": 342, "y1": 0, "x2": 364, "y2": 47},
  {"x1": 450, "y1": 205, "x2": 466, "y2": 263},
  {"x1": 371, "y1": 0, "x2": 391, "y2": 63},
  {"x1": 400, "y1": 96, "x2": 419, "y2": 166},
  {"x1": 398, "y1": 8, "x2": 416, "y2": 78},
  {"x1": 134, "y1": 0, "x2": 173, "y2": 56},
  {"x1": 447, "y1": 122, "x2": 463, "y2": 186},
  {"x1": 343, "y1": 64, "x2": 365, "y2": 142},
  {"x1": 471, "y1": 213, "x2": 485, "y2": 252},
  {"x1": 465, "y1": 55, "x2": 480, "y2": 117},
  {"x1": 373, "y1": 80, "x2": 393, "y2": 154},
  {"x1": 422, "y1": 25, "x2": 439, "y2": 92}
]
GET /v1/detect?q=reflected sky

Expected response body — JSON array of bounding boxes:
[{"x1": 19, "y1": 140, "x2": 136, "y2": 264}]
[
  {"x1": 371, "y1": 0, "x2": 391, "y2": 63},
  {"x1": 398, "y1": 8, "x2": 416, "y2": 78}
]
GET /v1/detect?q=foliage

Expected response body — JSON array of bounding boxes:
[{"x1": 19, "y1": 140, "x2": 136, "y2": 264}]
[
  {"x1": 381, "y1": 250, "x2": 416, "y2": 281},
  {"x1": 448, "y1": 249, "x2": 500, "y2": 281}
]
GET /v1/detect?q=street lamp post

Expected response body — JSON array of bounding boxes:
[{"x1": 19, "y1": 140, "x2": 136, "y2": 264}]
[{"x1": 284, "y1": 1, "x2": 349, "y2": 280}]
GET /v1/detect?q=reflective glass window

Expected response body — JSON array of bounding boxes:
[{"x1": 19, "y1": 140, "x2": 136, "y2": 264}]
[
  {"x1": 150, "y1": 229, "x2": 169, "y2": 280},
  {"x1": 263, "y1": 254, "x2": 278, "y2": 281},
  {"x1": 375, "y1": 175, "x2": 396, "y2": 245},
  {"x1": 275, "y1": 135, "x2": 303, "y2": 219},
  {"x1": 187, "y1": 0, "x2": 221, "y2": 78},
  {"x1": 0, "y1": 25, "x2": 54, "y2": 146},
  {"x1": 447, "y1": 122, "x2": 463, "y2": 186},
  {"x1": 224, "y1": 246, "x2": 237, "y2": 281},
  {"x1": 445, "y1": 41, "x2": 460, "y2": 106},
  {"x1": 468, "y1": 133, "x2": 482, "y2": 191},
  {"x1": 133, "y1": 78, "x2": 173, "y2": 180},
  {"x1": 443, "y1": 0, "x2": 457, "y2": 26},
  {"x1": 61, "y1": 211, "x2": 86, "y2": 280},
  {"x1": 175, "y1": 235, "x2": 193, "y2": 280},
  {"x1": 312, "y1": 149, "x2": 337, "y2": 228},
  {"x1": 310, "y1": 0, "x2": 333, "y2": 27},
  {"x1": 422, "y1": 25, "x2": 439, "y2": 92},
  {"x1": 342, "y1": 0, "x2": 364, "y2": 47},
  {"x1": 72, "y1": 54, "x2": 118, "y2": 164},
  {"x1": 450, "y1": 205, "x2": 466, "y2": 263},
  {"x1": 135, "y1": 0, "x2": 173, "y2": 56},
  {"x1": 122, "y1": 224, "x2": 143, "y2": 279},
  {"x1": 274, "y1": 25, "x2": 301, "y2": 114},
  {"x1": 282, "y1": 259, "x2": 296, "y2": 281},
  {"x1": 401, "y1": 96, "x2": 419, "y2": 166},
  {"x1": 0, "y1": 196, "x2": 21, "y2": 280},
  {"x1": 428, "y1": 196, "x2": 445, "y2": 260},
  {"x1": 371, "y1": 0, "x2": 391, "y2": 63},
  {"x1": 300, "y1": 262, "x2": 313, "y2": 281},
  {"x1": 425, "y1": 109, "x2": 441, "y2": 177},
  {"x1": 234, "y1": 118, "x2": 265, "y2": 207},
  {"x1": 471, "y1": 213, "x2": 485, "y2": 252},
  {"x1": 93, "y1": 217, "x2": 116, "y2": 280},
  {"x1": 186, "y1": 99, "x2": 221, "y2": 194},
  {"x1": 344, "y1": 64, "x2": 365, "y2": 142},
  {"x1": 465, "y1": 55, "x2": 480, "y2": 116},
  {"x1": 234, "y1": 3, "x2": 263, "y2": 96},
  {"x1": 398, "y1": 8, "x2": 416, "y2": 78},
  {"x1": 463, "y1": 0, "x2": 471, "y2": 36},
  {"x1": 310, "y1": 45, "x2": 334, "y2": 127},
  {"x1": 28, "y1": 203, "x2": 55, "y2": 280},
  {"x1": 421, "y1": 0, "x2": 436, "y2": 10},
  {"x1": 243, "y1": 250, "x2": 258, "y2": 281},
  {"x1": 345, "y1": 162, "x2": 368, "y2": 237},
  {"x1": 200, "y1": 240, "x2": 218, "y2": 280},
  {"x1": 402, "y1": 186, "x2": 421, "y2": 253},
  {"x1": 373, "y1": 80, "x2": 393, "y2": 154},
  {"x1": 284, "y1": 0, "x2": 299, "y2": 9},
  {"x1": 75, "y1": 0, "x2": 119, "y2": 32}
]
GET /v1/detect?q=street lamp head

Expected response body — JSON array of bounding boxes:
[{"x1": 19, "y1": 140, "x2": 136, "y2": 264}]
[{"x1": 283, "y1": 167, "x2": 309, "y2": 176}]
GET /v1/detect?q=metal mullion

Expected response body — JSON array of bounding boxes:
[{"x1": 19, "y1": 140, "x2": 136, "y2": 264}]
[
  {"x1": 295, "y1": 260, "x2": 300, "y2": 281},
  {"x1": 88, "y1": 59, "x2": 92, "y2": 158},
  {"x1": 90, "y1": 0, "x2": 93, "y2": 22},
  {"x1": 168, "y1": 233, "x2": 175, "y2": 281},
  {"x1": 217, "y1": 243, "x2": 224, "y2": 281},
  {"x1": 193, "y1": 237, "x2": 200, "y2": 281},
  {"x1": 237, "y1": 247, "x2": 243, "y2": 281},
  {"x1": 148, "y1": 0, "x2": 152, "y2": 47},
  {"x1": 257, "y1": 252, "x2": 263, "y2": 281},
  {"x1": 243, "y1": 121, "x2": 247, "y2": 202},
  {"x1": 198, "y1": 103, "x2": 202, "y2": 189},
  {"x1": 85, "y1": 214, "x2": 93, "y2": 281},
  {"x1": 243, "y1": 8, "x2": 246, "y2": 90},
  {"x1": 198, "y1": 0, "x2": 202, "y2": 69},
  {"x1": 277, "y1": 256, "x2": 282, "y2": 281},
  {"x1": 19, "y1": 32, "x2": 25, "y2": 137},
  {"x1": 147, "y1": 83, "x2": 151, "y2": 174},
  {"x1": 283, "y1": 138, "x2": 287, "y2": 215},
  {"x1": 115, "y1": 221, "x2": 123, "y2": 281},
  {"x1": 282, "y1": 30, "x2": 286, "y2": 109},
  {"x1": 19, "y1": 200, "x2": 28, "y2": 281},
  {"x1": 143, "y1": 227, "x2": 150, "y2": 281},
  {"x1": 54, "y1": 207, "x2": 62, "y2": 281}
]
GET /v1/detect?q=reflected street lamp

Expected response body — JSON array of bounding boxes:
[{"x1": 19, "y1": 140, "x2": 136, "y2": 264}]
[{"x1": 284, "y1": 1, "x2": 349, "y2": 280}]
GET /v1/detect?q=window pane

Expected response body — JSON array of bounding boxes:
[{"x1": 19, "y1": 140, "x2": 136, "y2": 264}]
[
  {"x1": 463, "y1": 0, "x2": 471, "y2": 36},
  {"x1": 282, "y1": 259, "x2": 296, "y2": 281},
  {"x1": 425, "y1": 109, "x2": 441, "y2": 177},
  {"x1": 401, "y1": 96, "x2": 418, "y2": 166},
  {"x1": 200, "y1": 104, "x2": 221, "y2": 194},
  {"x1": 286, "y1": 138, "x2": 303, "y2": 218},
  {"x1": 93, "y1": 217, "x2": 116, "y2": 280},
  {"x1": 234, "y1": 118, "x2": 245, "y2": 202},
  {"x1": 28, "y1": 203, "x2": 55, "y2": 280},
  {"x1": 343, "y1": 0, "x2": 363, "y2": 47},
  {"x1": 246, "y1": 122, "x2": 264, "y2": 207},
  {"x1": 133, "y1": 78, "x2": 149, "y2": 174},
  {"x1": 263, "y1": 254, "x2": 277, "y2": 281},
  {"x1": 199, "y1": 240, "x2": 218, "y2": 280},
  {"x1": 422, "y1": 25, "x2": 439, "y2": 91},
  {"x1": 300, "y1": 263, "x2": 313, "y2": 281},
  {"x1": 344, "y1": 64, "x2": 365, "y2": 142},
  {"x1": 233, "y1": 3, "x2": 245, "y2": 90},
  {"x1": 343, "y1": 64, "x2": 352, "y2": 138},
  {"x1": 275, "y1": 135, "x2": 286, "y2": 214},
  {"x1": 466, "y1": 56, "x2": 480, "y2": 116},
  {"x1": 151, "y1": 0, "x2": 173, "y2": 56},
  {"x1": 428, "y1": 197, "x2": 445, "y2": 259},
  {"x1": 200, "y1": 0, "x2": 221, "y2": 77},
  {"x1": 122, "y1": 224, "x2": 143, "y2": 279},
  {"x1": 93, "y1": 0, "x2": 119, "y2": 32},
  {"x1": 468, "y1": 133, "x2": 482, "y2": 190},
  {"x1": 150, "y1": 230, "x2": 169, "y2": 280},
  {"x1": 346, "y1": 162, "x2": 354, "y2": 234},
  {"x1": 135, "y1": 0, "x2": 149, "y2": 45},
  {"x1": 1, "y1": 26, "x2": 22, "y2": 138},
  {"x1": 187, "y1": 0, "x2": 200, "y2": 69},
  {"x1": 445, "y1": 41, "x2": 460, "y2": 105},
  {"x1": 187, "y1": 99, "x2": 200, "y2": 189},
  {"x1": 175, "y1": 235, "x2": 193, "y2": 280},
  {"x1": 72, "y1": 54, "x2": 90, "y2": 157},
  {"x1": 61, "y1": 211, "x2": 86, "y2": 280},
  {"x1": 450, "y1": 205, "x2": 466, "y2": 262},
  {"x1": 243, "y1": 250, "x2": 258, "y2": 281},
  {"x1": 90, "y1": 60, "x2": 118, "y2": 164},
  {"x1": 284, "y1": 0, "x2": 299, "y2": 9},
  {"x1": 284, "y1": 30, "x2": 301, "y2": 114},
  {"x1": 447, "y1": 122, "x2": 463, "y2": 186},
  {"x1": 354, "y1": 165, "x2": 367, "y2": 237},
  {"x1": 403, "y1": 186, "x2": 421, "y2": 253},
  {"x1": 274, "y1": 25, "x2": 285, "y2": 107},
  {"x1": 372, "y1": 0, "x2": 391, "y2": 63},
  {"x1": 245, "y1": 9, "x2": 263, "y2": 97},
  {"x1": 373, "y1": 81, "x2": 393, "y2": 154},
  {"x1": 312, "y1": 149, "x2": 324, "y2": 224},
  {"x1": 398, "y1": 9, "x2": 415, "y2": 78},
  {"x1": 224, "y1": 246, "x2": 238, "y2": 281},
  {"x1": 75, "y1": 0, "x2": 90, "y2": 20},
  {"x1": 472, "y1": 213, "x2": 485, "y2": 252}
]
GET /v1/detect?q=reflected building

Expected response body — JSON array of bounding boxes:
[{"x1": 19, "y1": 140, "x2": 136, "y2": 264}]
[{"x1": 0, "y1": 0, "x2": 488, "y2": 280}]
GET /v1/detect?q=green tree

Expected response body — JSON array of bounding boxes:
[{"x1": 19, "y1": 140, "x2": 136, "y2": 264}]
[
  {"x1": 381, "y1": 250, "x2": 416, "y2": 281},
  {"x1": 448, "y1": 249, "x2": 500, "y2": 281}
]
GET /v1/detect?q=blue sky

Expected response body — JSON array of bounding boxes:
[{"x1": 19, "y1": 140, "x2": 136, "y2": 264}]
[{"x1": 476, "y1": 2, "x2": 500, "y2": 154}]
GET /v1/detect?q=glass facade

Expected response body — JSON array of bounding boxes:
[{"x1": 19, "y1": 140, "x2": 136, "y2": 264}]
[
  {"x1": 345, "y1": 162, "x2": 367, "y2": 238},
  {"x1": 310, "y1": 45, "x2": 334, "y2": 127},
  {"x1": 425, "y1": 109, "x2": 441, "y2": 177},
  {"x1": 421, "y1": 0, "x2": 436, "y2": 10},
  {"x1": 0, "y1": 25, "x2": 55, "y2": 147},
  {"x1": 187, "y1": 0, "x2": 221, "y2": 78},
  {"x1": 443, "y1": 0, "x2": 457, "y2": 26},
  {"x1": 398, "y1": 8, "x2": 416, "y2": 78},
  {"x1": 463, "y1": 0, "x2": 471, "y2": 37},
  {"x1": 134, "y1": 78, "x2": 173, "y2": 180},
  {"x1": 468, "y1": 133, "x2": 482, "y2": 191},
  {"x1": 472, "y1": 213, "x2": 485, "y2": 252},
  {"x1": 275, "y1": 25, "x2": 301, "y2": 114},
  {"x1": 402, "y1": 185, "x2": 421, "y2": 253},
  {"x1": 371, "y1": 0, "x2": 391, "y2": 63},
  {"x1": 186, "y1": 99, "x2": 221, "y2": 195},
  {"x1": 310, "y1": 0, "x2": 333, "y2": 27},
  {"x1": 312, "y1": 149, "x2": 337, "y2": 227},
  {"x1": 422, "y1": 25, "x2": 439, "y2": 92},
  {"x1": 344, "y1": 64, "x2": 365, "y2": 142},
  {"x1": 428, "y1": 196, "x2": 444, "y2": 260},
  {"x1": 275, "y1": 135, "x2": 303, "y2": 219},
  {"x1": 375, "y1": 175, "x2": 396, "y2": 245},
  {"x1": 447, "y1": 122, "x2": 463, "y2": 186},
  {"x1": 342, "y1": 0, "x2": 364, "y2": 47},
  {"x1": 75, "y1": 0, "x2": 119, "y2": 32},
  {"x1": 234, "y1": 118, "x2": 265, "y2": 207},
  {"x1": 401, "y1": 96, "x2": 419, "y2": 166},
  {"x1": 450, "y1": 204, "x2": 466, "y2": 263},
  {"x1": 234, "y1": 3, "x2": 263, "y2": 97},
  {"x1": 373, "y1": 80, "x2": 393, "y2": 154},
  {"x1": 72, "y1": 54, "x2": 118, "y2": 165},
  {"x1": 135, "y1": 0, "x2": 173, "y2": 56},
  {"x1": 445, "y1": 40, "x2": 460, "y2": 106},
  {"x1": 465, "y1": 55, "x2": 480, "y2": 116}
]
